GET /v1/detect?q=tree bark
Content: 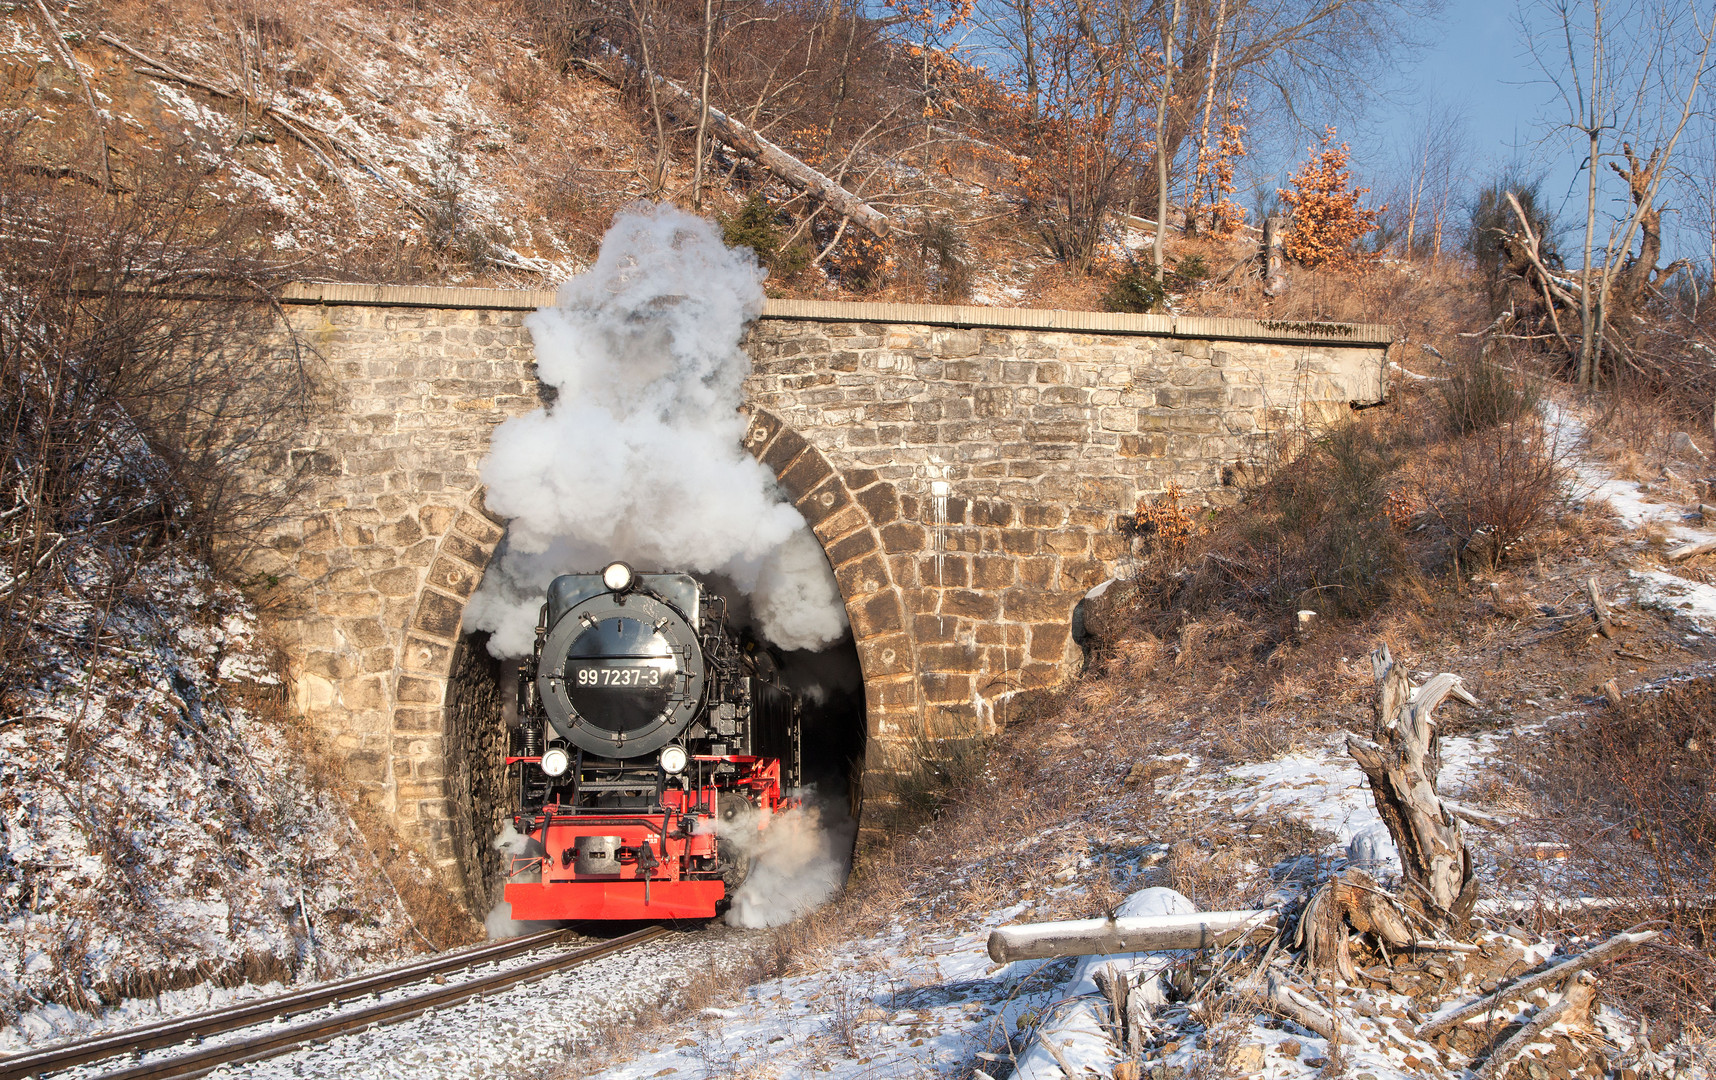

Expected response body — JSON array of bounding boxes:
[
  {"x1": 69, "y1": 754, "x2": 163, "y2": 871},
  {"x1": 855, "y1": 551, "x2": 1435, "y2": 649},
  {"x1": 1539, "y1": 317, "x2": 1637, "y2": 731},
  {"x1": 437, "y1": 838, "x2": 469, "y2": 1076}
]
[
  {"x1": 691, "y1": 0, "x2": 715, "y2": 209},
  {"x1": 987, "y1": 909, "x2": 1276, "y2": 962},
  {"x1": 1610, "y1": 144, "x2": 1664, "y2": 306},
  {"x1": 1153, "y1": 0, "x2": 1182, "y2": 280},
  {"x1": 1345, "y1": 645, "x2": 1479, "y2": 920},
  {"x1": 1417, "y1": 928, "x2": 1656, "y2": 1038},
  {"x1": 1262, "y1": 214, "x2": 1287, "y2": 295},
  {"x1": 623, "y1": 0, "x2": 670, "y2": 196},
  {"x1": 1190, "y1": 0, "x2": 1227, "y2": 229}
]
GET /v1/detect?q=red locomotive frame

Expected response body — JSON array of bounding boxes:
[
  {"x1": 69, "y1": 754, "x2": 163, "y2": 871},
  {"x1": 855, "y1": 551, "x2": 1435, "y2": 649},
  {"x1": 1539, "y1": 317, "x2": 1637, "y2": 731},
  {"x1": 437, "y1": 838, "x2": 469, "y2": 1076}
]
[{"x1": 503, "y1": 756, "x2": 786, "y2": 921}]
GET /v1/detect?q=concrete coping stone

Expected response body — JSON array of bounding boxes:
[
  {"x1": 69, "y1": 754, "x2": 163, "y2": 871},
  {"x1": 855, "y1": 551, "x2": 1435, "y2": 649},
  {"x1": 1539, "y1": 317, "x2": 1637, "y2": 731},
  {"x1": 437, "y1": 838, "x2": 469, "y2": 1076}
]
[{"x1": 278, "y1": 282, "x2": 1393, "y2": 347}]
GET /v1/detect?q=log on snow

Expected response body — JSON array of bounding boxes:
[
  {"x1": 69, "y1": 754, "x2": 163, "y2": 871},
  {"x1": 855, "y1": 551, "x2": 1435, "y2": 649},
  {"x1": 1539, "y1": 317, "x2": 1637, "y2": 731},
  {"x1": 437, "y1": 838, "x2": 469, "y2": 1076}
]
[
  {"x1": 1236, "y1": 973, "x2": 1362, "y2": 1046},
  {"x1": 1666, "y1": 537, "x2": 1716, "y2": 562},
  {"x1": 987, "y1": 909, "x2": 1277, "y2": 963},
  {"x1": 1416, "y1": 928, "x2": 1658, "y2": 1038}
]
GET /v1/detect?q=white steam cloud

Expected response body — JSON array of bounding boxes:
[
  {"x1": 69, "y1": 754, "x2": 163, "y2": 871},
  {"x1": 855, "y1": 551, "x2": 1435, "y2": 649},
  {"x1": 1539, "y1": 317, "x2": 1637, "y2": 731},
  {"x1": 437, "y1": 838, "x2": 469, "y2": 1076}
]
[
  {"x1": 706, "y1": 799, "x2": 856, "y2": 928},
  {"x1": 465, "y1": 203, "x2": 847, "y2": 657},
  {"x1": 485, "y1": 824, "x2": 554, "y2": 940}
]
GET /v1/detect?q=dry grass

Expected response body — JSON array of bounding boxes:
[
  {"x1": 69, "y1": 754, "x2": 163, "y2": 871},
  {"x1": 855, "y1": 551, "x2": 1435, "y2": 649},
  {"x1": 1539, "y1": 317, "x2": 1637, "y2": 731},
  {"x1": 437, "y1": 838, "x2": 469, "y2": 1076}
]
[{"x1": 1512, "y1": 678, "x2": 1716, "y2": 1040}]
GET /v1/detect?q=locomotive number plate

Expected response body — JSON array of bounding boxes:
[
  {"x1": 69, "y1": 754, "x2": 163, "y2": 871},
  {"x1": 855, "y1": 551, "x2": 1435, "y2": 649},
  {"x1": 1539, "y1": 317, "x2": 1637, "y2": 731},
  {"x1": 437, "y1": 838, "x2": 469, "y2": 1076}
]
[{"x1": 572, "y1": 660, "x2": 671, "y2": 687}]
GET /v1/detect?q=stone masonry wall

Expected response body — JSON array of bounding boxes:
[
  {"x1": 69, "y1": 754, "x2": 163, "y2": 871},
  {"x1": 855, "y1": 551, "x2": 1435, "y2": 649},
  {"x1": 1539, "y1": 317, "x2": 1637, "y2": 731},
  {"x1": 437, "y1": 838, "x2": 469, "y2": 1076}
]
[
  {"x1": 740, "y1": 314, "x2": 1384, "y2": 781},
  {"x1": 242, "y1": 285, "x2": 1388, "y2": 882}
]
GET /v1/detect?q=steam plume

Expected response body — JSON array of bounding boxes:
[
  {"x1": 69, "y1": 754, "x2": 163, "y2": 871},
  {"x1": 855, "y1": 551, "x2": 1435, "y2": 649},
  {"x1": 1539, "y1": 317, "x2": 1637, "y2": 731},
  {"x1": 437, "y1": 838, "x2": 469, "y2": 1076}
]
[
  {"x1": 707, "y1": 799, "x2": 856, "y2": 928},
  {"x1": 466, "y1": 204, "x2": 847, "y2": 657},
  {"x1": 485, "y1": 824, "x2": 555, "y2": 939}
]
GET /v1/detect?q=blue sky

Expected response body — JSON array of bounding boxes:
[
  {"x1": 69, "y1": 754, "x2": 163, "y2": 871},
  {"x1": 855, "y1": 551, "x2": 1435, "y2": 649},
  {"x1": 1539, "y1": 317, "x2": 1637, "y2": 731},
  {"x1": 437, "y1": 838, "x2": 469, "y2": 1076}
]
[{"x1": 1372, "y1": 0, "x2": 1579, "y2": 214}]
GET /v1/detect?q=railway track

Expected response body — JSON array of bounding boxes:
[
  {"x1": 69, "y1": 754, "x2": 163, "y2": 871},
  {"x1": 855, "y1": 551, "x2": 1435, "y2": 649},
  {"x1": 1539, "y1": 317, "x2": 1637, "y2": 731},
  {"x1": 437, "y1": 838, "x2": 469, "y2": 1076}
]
[{"x1": 0, "y1": 925, "x2": 671, "y2": 1080}]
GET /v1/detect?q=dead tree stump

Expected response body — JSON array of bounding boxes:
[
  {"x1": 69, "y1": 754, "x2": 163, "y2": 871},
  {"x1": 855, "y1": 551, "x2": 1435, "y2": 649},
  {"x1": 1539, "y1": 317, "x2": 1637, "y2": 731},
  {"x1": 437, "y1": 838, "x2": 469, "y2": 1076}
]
[
  {"x1": 1347, "y1": 644, "x2": 1479, "y2": 921},
  {"x1": 1301, "y1": 644, "x2": 1480, "y2": 974}
]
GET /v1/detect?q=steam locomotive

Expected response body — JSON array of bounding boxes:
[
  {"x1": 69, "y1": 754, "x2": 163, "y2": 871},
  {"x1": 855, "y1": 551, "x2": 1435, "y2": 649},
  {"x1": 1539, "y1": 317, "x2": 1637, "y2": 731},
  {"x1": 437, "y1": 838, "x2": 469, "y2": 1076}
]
[{"x1": 502, "y1": 562, "x2": 801, "y2": 921}]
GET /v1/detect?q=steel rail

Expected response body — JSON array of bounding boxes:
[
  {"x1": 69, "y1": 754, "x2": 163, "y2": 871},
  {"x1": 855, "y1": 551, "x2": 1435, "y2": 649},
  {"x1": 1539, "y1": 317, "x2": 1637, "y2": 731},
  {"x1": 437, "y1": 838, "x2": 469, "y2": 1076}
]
[
  {"x1": 0, "y1": 927, "x2": 580, "y2": 1080},
  {"x1": 0, "y1": 926, "x2": 651, "y2": 1080},
  {"x1": 81, "y1": 926, "x2": 670, "y2": 1080}
]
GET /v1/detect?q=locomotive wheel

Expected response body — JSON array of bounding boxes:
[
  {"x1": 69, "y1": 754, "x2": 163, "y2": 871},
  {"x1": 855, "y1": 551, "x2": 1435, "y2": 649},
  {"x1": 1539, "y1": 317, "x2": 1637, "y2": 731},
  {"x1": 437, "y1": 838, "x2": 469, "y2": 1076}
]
[
  {"x1": 716, "y1": 794, "x2": 755, "y2": 897},
  {"x1": 716, "y1": 840, "x2": 754, "y2": 895},
  {"x1": 718, "y1": 793, "x2": 753, "y2": 828}
]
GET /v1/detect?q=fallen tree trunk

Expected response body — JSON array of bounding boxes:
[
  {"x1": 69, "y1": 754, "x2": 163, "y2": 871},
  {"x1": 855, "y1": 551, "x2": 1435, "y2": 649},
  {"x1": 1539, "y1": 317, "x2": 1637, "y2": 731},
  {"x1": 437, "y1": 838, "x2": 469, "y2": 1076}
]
[
  {"x1": 1472, "y1": 974, "x2": 1598, "y2": 1080},
  {"x1": 1235, "y1": 973, "x2": 1362, "y2": 1046},
  {"x1": 987, "y1": 909, "x2": 1277, "y2": 963},
  {"x1": 585, "y1": 44, "x2": 890, "y2": 237},
  {"x1": 1416, "y1": 928, "x2": 1658, "y2": 1038},
  {"x1": 1666, "y1": 537, "x2": 1716, "y2": 562}
]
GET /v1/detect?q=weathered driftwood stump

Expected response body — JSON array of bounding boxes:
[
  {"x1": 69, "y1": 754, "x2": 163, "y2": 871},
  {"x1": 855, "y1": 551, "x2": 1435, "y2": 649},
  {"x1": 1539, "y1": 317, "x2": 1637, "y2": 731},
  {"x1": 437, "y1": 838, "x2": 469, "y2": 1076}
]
[{"x1": 1301, "y1": 644, "x2": 1479, "y2": 975}]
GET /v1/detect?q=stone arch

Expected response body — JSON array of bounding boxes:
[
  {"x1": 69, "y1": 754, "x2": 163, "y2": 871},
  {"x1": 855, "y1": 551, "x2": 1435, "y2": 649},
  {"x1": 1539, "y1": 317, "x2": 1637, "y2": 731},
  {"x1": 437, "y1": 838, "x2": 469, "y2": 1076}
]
[
  {"x1": 386, "y1": 500, "x2": 507, "y2": 896},
  {"x1": 739, "y1": 408, "x2": 923, "y2": 813},
  {"x1": 385, "y1": 411, "x2": 920, "y2": 893}
]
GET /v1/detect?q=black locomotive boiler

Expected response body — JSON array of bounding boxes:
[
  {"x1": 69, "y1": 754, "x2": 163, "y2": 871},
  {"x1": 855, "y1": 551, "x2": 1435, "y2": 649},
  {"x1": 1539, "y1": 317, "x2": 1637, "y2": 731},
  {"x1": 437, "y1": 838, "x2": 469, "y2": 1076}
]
[{"x1": 502, "y1": 561, "x2": 801, "y2": 920}]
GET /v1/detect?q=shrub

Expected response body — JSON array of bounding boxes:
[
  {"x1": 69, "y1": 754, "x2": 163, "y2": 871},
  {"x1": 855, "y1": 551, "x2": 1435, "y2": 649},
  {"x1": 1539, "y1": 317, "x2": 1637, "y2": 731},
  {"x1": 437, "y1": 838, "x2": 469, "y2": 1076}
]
[
  {"x1": 1167, "y1": 254, "x2": 1211, "y2": 291},
  {"x1": 722, "y1": 194, "x2": 814, "y2": 282},
  {"x1": 1123, "y1": 483, "x2": 1207, "y2": 556},
  {"x1": 1127, "y1": 418, "x2": 1414, "y2": 621},
  {"x1": 721, "y1": 193, "x2": 783, "y2": 263},
  {"x1": 867, "y1": 726, "x2": 991, "y2": 829},
  {"x1": 1437, "y1": 354, "x2": 1541, "y2": 434},
  {"x1": 1466, "y1": 172, "x2": 1559, "y2": 309},
  {"x1": 1555, "y1": 678, "x2": 1716, "y2": 1038},
  {"x1": 1415, "y1": 411, "x2": 1562, "y2": 571},
  {"x1": 1278, "y1": 127, "x2": 1385, "y2": 268},
  {"x1": 1282, "y1": 420, "x2": 1410, "y2": 614},
  {"x1": 911, "y1": 213, "x2": 971, "y2": 302},
  {"x1": 0, "y1": 132, "x2": 314, "y2": 676},
  {"x1": 1103, "y1": 262, "x2": 1167, "y2": 313}
]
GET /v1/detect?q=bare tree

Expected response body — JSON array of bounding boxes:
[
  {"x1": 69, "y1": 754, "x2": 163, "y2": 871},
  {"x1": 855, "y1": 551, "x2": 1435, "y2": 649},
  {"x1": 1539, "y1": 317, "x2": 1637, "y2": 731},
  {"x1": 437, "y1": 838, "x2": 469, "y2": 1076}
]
[
  {"x1": 1679, "y1": 112, "x2": 1716, "y2": 308},
  {"x1": 1526, "y1": 0, "x2": 1716, "y2": 385},
  {"x1": 0, "y1": 129, "x2": 318, "y2": 675},
  {"x1": 1154, "y1": 0, "x2": 1184, "y2": 278},
  {"x1": 1388, "y1": 98, "x2": 1471, "y2": 262},
  {"x1": 970, "y1": 0, "x2": 1438, "y2": 264},
  {"x1": 692, "y1": 0, "x2": 716, "y2": 209}
]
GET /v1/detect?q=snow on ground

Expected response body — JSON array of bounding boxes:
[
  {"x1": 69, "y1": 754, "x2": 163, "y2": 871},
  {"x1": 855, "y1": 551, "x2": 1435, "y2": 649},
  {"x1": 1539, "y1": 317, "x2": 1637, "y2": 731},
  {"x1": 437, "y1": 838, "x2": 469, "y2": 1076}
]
[
  {"x1": 1551, "y1": 401, "x2": 1711, "y2": 542},
  {"x1": 589, "y1": 915, "x2": 1025, "y2": 1080},
  {"x1": 1630, "y1": 569, "x2": 1716, "y2": 632},
  {"x1": 576, "y1": 402, "x2": 1716, "y2": 1080},
  {"x1": 0, "y1": 552, "x2": 420, "y2": 1037},
  {"x1": 1549, "y1": 400, "x2": 1716, "y2": 638}
]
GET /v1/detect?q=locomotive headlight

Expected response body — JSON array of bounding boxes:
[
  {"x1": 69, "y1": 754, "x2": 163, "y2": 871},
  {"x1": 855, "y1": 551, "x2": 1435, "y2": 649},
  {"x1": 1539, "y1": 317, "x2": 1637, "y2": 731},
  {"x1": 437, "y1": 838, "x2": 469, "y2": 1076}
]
[
  {"x1": 659, "y1": 745, "x2": 688, "y2": 775},
  {"x1": 540, "y1": 746, "x2": 571, "y2": 778},
  {"x1": 601, "y1": 561, "x2": 634, "y2": 593}
]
